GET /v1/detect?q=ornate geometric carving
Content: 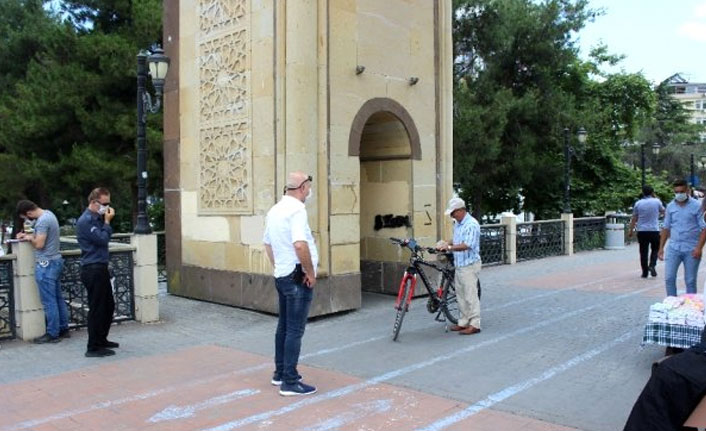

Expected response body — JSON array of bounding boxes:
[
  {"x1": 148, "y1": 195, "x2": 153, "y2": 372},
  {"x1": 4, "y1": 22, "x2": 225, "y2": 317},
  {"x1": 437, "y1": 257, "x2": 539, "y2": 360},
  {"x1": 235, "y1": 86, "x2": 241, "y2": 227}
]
[
  {"x1": 199, "y1": 122, "x2": 251, "y2": 212},
  {"x1": 198, "y1": 0, "x2": 252, "y2": 214},
  {"x1": 199, "y1": 0, "x2": 247, "y2": 35},
  {"x1": 199, "y1": 30, "x2": 250, "y2": 124}
]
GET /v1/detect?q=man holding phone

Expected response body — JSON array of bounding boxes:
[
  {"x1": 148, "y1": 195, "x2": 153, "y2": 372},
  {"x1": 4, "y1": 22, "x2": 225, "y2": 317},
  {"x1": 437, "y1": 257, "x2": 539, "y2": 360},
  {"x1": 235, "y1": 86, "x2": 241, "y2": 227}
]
[
  {"x1": 76, "y1": 187, "x2": 118, "y2": 358},
  {"x1": 263, "y1": 171, "x2": 318, "y2": 396}
]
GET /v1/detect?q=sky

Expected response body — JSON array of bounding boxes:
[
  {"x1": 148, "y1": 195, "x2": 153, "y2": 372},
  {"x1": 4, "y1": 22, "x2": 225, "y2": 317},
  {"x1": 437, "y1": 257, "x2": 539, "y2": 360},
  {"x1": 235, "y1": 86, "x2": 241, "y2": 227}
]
[{"x1": 577, "y1": 0, "x2": 706, "y2": 84}]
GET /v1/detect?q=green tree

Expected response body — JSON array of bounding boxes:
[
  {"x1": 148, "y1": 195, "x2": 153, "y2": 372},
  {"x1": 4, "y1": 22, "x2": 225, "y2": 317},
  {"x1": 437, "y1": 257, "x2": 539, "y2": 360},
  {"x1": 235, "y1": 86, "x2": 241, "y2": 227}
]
[
  {"x1": 453, "y1": 0, "x2": 600, "y2": 219},
  {"x1": 453, "y1": 0, "x2": 664, "y2": 219},
  {"x1": 0, "y1": 0, "x2": 163, "y2": 232}
]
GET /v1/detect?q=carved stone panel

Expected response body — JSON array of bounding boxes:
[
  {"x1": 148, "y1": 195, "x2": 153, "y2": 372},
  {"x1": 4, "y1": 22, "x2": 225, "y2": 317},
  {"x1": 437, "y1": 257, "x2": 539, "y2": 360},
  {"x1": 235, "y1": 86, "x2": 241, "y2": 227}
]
[
  {"x1": 199, "y1": 122, "x2": 251, "y2": 212},
  {"x1": 198, "y1": 0, "x2": 252, "y2": 214}
]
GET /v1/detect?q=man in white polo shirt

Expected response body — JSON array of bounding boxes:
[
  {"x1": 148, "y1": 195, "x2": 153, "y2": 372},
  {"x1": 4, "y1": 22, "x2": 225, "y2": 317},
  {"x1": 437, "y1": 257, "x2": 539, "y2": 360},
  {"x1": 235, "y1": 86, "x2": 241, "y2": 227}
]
[{"x1": 263, "y1": 171, "x2": 319, "y2": 396}]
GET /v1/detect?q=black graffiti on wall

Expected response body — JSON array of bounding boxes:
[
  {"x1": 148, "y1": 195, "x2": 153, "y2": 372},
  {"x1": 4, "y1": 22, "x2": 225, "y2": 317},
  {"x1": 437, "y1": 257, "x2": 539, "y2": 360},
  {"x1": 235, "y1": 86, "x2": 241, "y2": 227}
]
[{"x1": 374, "y1": 214, "x2": 411, "y2": 231}]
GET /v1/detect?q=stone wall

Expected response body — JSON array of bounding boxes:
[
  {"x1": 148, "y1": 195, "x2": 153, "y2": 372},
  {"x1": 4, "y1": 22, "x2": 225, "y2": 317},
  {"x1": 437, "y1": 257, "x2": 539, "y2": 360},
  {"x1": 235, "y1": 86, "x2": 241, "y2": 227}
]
[{"x1": 165, "y1": 0, "x2": 453, "y2": 315}]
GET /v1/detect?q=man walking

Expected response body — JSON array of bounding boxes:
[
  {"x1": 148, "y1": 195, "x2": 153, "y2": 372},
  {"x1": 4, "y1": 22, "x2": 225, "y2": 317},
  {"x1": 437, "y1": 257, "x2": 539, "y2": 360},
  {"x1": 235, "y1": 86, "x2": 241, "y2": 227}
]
[
  {"x1": 658, "y1": 179, "x2": 706, "y2": 296},
  {"x1": 438, "y1": 197, "x2": 482, "y2": 335},
  {"x1": 263, "y1": 171, "x2": 318, "y2": 396},
  {"x1": 76, "y1": 187, "x2": 118, "y2": 357},
  {"x1": 628, "y1": 185, "x2": 664, "y2": 278},
  {"x1": 16, "y1": 200, "x2": 69, "y2": 343}
]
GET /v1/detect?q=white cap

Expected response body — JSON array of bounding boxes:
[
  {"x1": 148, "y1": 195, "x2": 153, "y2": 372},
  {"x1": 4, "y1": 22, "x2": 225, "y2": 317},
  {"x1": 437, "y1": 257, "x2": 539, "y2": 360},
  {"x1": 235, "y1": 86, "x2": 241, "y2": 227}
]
[{"x1": 444, "y1": 197, "x2": 466, "y2": 216}]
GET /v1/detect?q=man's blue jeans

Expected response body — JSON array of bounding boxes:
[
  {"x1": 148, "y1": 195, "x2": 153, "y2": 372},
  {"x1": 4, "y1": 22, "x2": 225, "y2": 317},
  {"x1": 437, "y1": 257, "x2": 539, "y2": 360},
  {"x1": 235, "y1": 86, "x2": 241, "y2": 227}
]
[
  {"x1": 35, "y1": 259, "x2": 69, "y2": 337},
  {"x1": 664, "y1": 248, "x2": 701, "y2": 296},
  {"x1": 274, "y1": 272, "x2": 313, "y2": 385}
]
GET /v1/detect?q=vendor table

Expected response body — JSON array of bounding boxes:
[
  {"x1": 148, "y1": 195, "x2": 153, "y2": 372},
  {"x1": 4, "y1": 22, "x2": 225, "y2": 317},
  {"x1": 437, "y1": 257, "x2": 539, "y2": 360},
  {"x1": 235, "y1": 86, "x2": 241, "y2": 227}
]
[{"x1": 642, "y1": 322, "x2": 704, "y2": 349}]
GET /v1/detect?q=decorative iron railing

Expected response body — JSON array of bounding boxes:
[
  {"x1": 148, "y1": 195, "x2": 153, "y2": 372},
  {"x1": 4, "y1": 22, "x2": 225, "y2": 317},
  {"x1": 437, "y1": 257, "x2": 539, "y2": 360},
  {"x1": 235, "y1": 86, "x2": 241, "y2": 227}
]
[
  {"x1": 60, "y1": 245, "x2": 136, "y2": 328},
  {"x1": 573, "y1": 217, "x2": 606, "y2": 252},
  {"x1": 516, "y1": 220, "x2": 565, "y2": 261},
  {"x1": 110, "y1": 233, "x2": 132, "y2": 244},
  {"x1": 156, "y1": 231, "x2": 167, "y2": 284},
  {"x1": 0, "y1": 256, "x2": 16, "y2": 340},
  {"x1": 480, "y1": 224, "x2": 506, "y2": 266}
]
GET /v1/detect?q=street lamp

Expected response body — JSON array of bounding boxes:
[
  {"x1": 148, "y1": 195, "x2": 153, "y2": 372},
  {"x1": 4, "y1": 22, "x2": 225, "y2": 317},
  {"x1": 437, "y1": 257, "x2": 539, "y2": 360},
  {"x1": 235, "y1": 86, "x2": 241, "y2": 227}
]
[
  {"x1": 135, "y1": 45, "x2": 170, "y2": 234},
  {"x1": 563, "y1": 127, "x2": 587, "y2": 214},
  {"x1": 691, "y1": 153, "x2": 696, "y2": 195},
  {"x1": 641, "y1": 143, "x2": 662, "y2": 188},
  {"x1": 696, "y1": 155, "x2": 706, "y2": 194}
]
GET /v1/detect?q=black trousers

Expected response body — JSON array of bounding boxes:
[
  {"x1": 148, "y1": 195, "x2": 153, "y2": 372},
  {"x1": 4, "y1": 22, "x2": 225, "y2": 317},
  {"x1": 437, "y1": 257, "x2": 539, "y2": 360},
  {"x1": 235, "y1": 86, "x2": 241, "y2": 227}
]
[
  {"x1": 624, "y1": 350, "x2": 706, "y2": 431},
  {"x1": 638, "y1": 231, "x2": 660, "y2": 274},
  {"x1": 81, "y1": 263, "x2": 115, "y2": 350}
]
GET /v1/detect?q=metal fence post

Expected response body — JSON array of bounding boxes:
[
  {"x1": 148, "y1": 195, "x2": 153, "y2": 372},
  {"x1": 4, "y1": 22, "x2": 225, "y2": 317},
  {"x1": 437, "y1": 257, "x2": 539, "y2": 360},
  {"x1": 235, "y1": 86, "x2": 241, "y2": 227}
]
[
  {"x1": 500, "y1": 214, "x2": 517, "y2": 264},
  {"x1": 131, "y1": 233, "x2": 159, "y2": 323},
  {"x1": 561, "y1": 213, "x2": 574, "y2": 256},
  {"x1": 13, "y1": 242, "x2": 45, "y2": 340}
]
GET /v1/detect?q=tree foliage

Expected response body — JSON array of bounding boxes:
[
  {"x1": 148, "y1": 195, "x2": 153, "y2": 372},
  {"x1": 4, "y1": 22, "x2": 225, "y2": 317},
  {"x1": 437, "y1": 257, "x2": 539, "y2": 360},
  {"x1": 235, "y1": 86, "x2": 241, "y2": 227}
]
[
  {"x1": 452, "y1": 0, "x2": 686, "y2": 220},
  {"x1": 0, "y1": 0, "x2": 162, "y2": 231}
]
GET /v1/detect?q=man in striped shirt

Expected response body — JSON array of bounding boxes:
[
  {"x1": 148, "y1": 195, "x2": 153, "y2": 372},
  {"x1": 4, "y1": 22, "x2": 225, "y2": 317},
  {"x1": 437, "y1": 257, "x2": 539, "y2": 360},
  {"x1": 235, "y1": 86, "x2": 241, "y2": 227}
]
[{"x1": 438, "y1": 197, "x2": 482, "y2": 335}]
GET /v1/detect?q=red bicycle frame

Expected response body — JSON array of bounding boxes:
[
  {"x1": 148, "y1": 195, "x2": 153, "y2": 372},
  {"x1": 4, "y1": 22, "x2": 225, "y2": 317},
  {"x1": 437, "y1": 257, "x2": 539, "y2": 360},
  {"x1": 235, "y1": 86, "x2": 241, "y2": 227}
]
[{"x1": 394, "y1": 271, "x2": 417, "y2": 309}]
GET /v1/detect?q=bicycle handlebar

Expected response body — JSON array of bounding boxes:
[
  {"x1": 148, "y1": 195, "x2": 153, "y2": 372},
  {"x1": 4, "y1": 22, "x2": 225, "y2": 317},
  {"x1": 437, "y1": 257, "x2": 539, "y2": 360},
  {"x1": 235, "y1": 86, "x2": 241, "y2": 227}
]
[{"x1": 389, "y1": 237, "x2": 452, "y2": 257}]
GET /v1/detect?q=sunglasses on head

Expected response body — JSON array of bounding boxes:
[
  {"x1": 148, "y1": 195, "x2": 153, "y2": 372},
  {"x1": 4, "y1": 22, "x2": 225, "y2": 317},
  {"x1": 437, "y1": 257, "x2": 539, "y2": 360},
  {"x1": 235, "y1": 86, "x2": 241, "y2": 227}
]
[{"x1": 286, "y1": 175, "x2": 312, "y2": 191}]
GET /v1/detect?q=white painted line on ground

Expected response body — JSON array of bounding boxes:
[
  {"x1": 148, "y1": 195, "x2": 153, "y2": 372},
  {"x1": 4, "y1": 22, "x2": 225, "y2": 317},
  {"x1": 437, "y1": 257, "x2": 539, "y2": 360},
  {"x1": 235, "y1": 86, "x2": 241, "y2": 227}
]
[
  {"x1": 297, "y1": 399, "x2": 392, "y2": 431},
  {"x1": 4, "y1": 388, "x2": 174, "y2": 431},
  {"x1": 200, "y1": 285, "x2": 656, "y2": 431},
  {"x1": 1, "y1": 268, "x2": 649, "y2": 431},
  {"x1": 148, "y1": 389, "x2": 260, "y2": 423},
  {"x1": 415, "y1": 329, "x2": 638, "y2": 431}
]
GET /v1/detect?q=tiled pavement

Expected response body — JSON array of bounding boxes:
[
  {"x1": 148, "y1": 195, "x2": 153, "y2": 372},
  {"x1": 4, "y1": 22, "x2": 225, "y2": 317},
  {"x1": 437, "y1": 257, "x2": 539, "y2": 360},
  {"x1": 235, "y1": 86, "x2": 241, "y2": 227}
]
[
  {"x1": 0, "y1": 345, "x2": 581, "y2": 431},
  {"x1": 0, "y1": 245, "x2": 689, "y2": 430}
]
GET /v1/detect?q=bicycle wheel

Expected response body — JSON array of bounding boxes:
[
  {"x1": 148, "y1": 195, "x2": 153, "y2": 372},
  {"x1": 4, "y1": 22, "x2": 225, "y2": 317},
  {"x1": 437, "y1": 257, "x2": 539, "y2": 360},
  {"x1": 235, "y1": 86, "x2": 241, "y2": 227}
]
[
  {"x1": 392, "y1": 278, "x2": 412, "y2": 341},
  {"x1": 441, "y1": 277, "x2": 460, "y2": 325}
]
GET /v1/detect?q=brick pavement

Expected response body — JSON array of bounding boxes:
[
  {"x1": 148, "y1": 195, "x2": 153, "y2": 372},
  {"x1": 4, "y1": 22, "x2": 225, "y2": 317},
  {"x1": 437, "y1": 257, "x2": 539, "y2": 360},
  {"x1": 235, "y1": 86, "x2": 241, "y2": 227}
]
[
  {"x1": 0, "y1": 244, "x2": 695, "y2": 430},
  {"x1": 0, "y1": 345, "x2": 579, "y2": 431}
]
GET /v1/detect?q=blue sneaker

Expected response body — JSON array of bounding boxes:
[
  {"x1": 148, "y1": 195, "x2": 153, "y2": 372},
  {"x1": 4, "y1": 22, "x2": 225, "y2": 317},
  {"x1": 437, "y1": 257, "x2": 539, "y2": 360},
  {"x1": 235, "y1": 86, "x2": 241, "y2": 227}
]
[
  {"x1": 279, "y1": 381, "x2": 316, "y2": 396},
  {"x1": 271, "y1": 372, "x2": 302, "y2": 386}
]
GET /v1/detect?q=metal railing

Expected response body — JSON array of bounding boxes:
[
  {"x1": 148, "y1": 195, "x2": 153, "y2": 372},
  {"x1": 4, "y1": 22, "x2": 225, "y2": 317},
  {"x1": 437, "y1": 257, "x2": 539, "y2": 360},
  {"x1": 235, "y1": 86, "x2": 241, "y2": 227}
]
[
  {"x1": 480, "y1": 224, "x2": 506, "y2": 266},
  {"x1": 573, "y1": 217, "x2": 606, "y2": 252},
  {"x1": 156, "y1": 231, "x2": 166, "y2": 284},
  {"x1": 516, "y1": 220, "x2": 565, "y2": 261},
  {"x1": 0, "y1": 255, "x2": 16, "y2": 340},
  {"x1": 65, "y1": 232, "x2": 167, "y2": 284},
  {"x1": 60, "y1": 244, "x2": 136, "y2": 328}
]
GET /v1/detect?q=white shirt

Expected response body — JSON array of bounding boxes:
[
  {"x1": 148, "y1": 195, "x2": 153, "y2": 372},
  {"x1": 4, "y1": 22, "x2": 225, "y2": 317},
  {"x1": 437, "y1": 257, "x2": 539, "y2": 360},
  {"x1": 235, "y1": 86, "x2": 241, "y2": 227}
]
[{"x1": 263, "y1": 195, "x2": 319, "y2": 278}]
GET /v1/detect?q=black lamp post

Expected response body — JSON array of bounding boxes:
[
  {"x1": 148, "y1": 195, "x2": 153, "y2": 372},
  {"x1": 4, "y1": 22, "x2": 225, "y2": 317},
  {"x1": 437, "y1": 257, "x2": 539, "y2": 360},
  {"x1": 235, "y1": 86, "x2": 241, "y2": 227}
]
[
  {"x1": 640, "y1": 143, "x2": 646, "y2": 188},
  {"x1": 135, "y1": 46, "x2": 170, "y2": 234},
  {"x1": 641, "y1": 143, "x2": 662, "y2": 188},
  {"x1": 691, "y1": 153, "x2": 696, "y2": 196},
  {"x1": 696, "y1": 155, "x2": 706, "y2": 194},
  {"x1": 563, "y1": 127, "x2": 587, "y2": 214}
]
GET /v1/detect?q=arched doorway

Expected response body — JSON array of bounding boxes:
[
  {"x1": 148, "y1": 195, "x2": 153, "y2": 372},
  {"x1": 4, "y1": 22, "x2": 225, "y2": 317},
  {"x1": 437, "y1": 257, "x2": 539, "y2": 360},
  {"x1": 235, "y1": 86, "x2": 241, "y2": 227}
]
[{"x1": 349, "y1": 98, "x2": 421, "y2": 294}]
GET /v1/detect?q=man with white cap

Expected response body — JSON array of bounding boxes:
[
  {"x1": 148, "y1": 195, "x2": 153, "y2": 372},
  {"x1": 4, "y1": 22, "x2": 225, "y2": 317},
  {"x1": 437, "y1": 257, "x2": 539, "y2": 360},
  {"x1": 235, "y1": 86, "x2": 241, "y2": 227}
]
[{"x1": 437, "y1": 197, "x2": 482, "y2": 335}]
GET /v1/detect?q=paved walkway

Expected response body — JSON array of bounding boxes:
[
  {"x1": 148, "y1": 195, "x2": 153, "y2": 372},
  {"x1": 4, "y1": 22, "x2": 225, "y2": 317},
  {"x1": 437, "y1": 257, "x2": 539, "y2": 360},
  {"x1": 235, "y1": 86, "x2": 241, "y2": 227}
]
[{"x1": 0, "y1": 245, "x2": 691, "y2": 430}]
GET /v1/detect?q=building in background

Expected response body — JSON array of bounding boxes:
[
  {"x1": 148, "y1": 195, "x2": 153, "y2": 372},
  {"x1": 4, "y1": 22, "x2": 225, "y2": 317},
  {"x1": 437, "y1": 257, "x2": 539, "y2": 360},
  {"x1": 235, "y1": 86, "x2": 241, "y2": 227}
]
[{"x1": 665, "y1": 74, "x2": 706, "y2": 142}]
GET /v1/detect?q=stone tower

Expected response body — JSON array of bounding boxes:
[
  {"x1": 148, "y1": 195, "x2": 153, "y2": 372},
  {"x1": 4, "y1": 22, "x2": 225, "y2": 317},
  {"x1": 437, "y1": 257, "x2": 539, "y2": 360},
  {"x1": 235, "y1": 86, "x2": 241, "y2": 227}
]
[{"x1": 162, "y1": 0, "x2": 454, "y2": 316}]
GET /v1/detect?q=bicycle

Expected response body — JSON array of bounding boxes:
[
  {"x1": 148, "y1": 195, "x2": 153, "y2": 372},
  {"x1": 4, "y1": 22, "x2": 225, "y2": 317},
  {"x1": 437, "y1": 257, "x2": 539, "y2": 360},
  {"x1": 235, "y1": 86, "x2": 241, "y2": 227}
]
[{"x1": 389, "y1": 237, "x2": 481, "y2": 341}]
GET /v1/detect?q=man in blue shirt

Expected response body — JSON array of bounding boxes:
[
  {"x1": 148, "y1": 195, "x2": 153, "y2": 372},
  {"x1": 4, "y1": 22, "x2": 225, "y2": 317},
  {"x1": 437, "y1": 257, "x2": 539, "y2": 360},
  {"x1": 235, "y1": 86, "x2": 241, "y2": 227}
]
[
  {"x1": 628, "y1": 185, "x2": 665, "y2": 278},
  {"x1": 658, "y1": 179, "x2": 706, "y2": 296},
  {"x1": 438, "y1": 197, "x2": 482, "y2": 335},
  {"x1": 76, "y1": 187, "x2": 118, "y2": 358}
]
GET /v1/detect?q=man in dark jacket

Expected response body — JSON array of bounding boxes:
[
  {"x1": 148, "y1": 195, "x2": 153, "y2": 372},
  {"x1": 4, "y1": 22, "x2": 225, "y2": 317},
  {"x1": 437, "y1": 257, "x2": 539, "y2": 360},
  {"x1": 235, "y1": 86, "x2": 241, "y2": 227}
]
[
  {"x1": 76, "y1": 187, "x2": 118, "y2": 358},
  {"x1": 624, "y1": 332, "x2": 706, "y2": 430}
]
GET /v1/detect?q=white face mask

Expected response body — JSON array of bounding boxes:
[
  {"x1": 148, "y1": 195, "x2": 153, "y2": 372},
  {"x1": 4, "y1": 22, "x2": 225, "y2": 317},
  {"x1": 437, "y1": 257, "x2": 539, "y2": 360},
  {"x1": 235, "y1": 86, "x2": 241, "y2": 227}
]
[
  {"x1": 305, "y1": 188, "x2": 313, "y2": 203},
  {"x1": 98, "y1": 204, "x2": 109, "y2": 215},
  {"x1": 675, "y1": 192, "x2": 688, "y2": 202}
]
